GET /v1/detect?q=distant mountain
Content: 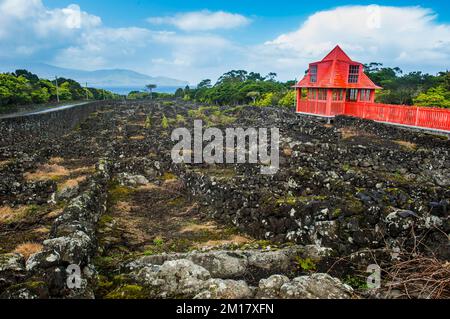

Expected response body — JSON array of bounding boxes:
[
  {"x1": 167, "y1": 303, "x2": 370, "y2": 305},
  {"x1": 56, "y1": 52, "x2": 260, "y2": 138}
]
[{"x1": 0, "y1": 62, "x2": 189, "y2": 89}]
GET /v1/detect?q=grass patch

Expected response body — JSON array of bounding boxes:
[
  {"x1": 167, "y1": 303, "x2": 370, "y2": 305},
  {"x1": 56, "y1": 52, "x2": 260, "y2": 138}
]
[
  {"x1": 129, "y1": 135, "x2": 145, "y2": 141},
  {"x1": 344, "y1": 197, "x2": 365, "y2": 214},
  {"x1": 48, "y1": 157, "x2": 64, "y2": 165},
  {"x1": 222, "y1": 105, "x2": 244, "y2": 115},
  {"x1": 193, "y1": 167, "x2": 236, "y2": 179},
  {"x1": 0, "y1": 205, "x2": 40, "y2": 224},
  {"x1": 108, "y1": 182, "x2": 135, "y2": 205},
  {"x1": 0, "y1": 160, "x2": 12, "y2": 168},
  {"x1": 383, "y1": 172, "x2": 412, "y2": 185},
  {"x1": 13, "y1": 242, "x2": 43, "y2": 259},
  {"x1": 339, "y1": 127, "x2": 374, "y2": 140},
  {"x1": 275, "y1": 195, "x2": 328, "y2": 205},
  {"x1": 104, "y1": 285, "x2": 146, "y2": 299},
  {"x1": 57, "y1": 175, "x2": 87, "y2": 192},
  {"x1": 332, "y1": 208, "x2": 342, "y2": 218},
  {"x1": 161, "y1": 172, "x2": 177, "y2": 181},
  {"x1": 342, "y1": 164, "x2": 351, "y2": 172},
  {"x1": 153, "y1": 236, "x2": 165, "y2": 247},
  {"x1": 167, "y1": 196, "x2": 186, "y2": 207},
  {"x1": 24, "y1": 163, "x2": 70, "y2": 182},
  {"x1": 394, "y1": 140, "x2": 417, "y2": 151},
  {"x1": 144, "y1": 115, "x2": 152, "y2": 129},
  {"x1": 188, "y1": 106, "x2": 236, "y2": 127}
]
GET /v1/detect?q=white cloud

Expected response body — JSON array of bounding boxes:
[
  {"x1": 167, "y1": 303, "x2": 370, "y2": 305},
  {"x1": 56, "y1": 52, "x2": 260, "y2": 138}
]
[
  {"x1": 52, "y1": 25, "x2": 236, "y2": 80},
  {"x1": 0, "y1": 0, "x2": 101, "y2": 48},
  {"x1": 262, "y1": 5, "x2": 450, "y2": 78},
  {"x1": 148, "y1": 10, "x2": 251, "y2": 31},
  {"x1": 53, "y1": 27, "x2": 166, "y2": 69},
  {"x1": 0, "y1": 0, "x2": 43, "y2": 19},
  {"x1": 34, "y1": 4, "x2": 101, "y2": 37}
]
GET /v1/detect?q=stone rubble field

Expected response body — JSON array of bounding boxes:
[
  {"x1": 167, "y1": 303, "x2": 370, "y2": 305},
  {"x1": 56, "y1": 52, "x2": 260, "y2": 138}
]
[{"x1": 0, "y1": 100, "x2": 448, "y2": 299}]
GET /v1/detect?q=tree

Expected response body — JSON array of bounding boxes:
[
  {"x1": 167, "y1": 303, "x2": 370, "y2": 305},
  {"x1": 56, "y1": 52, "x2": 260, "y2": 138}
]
[
  {"x1": 0, "y1": 74, "x2": 32, "y2": 107},
  {"x1": 266, "y1": 72, "x2": 277, "y2": 81},
  {"x1": 145, "y1": 84, "x2": 157, "y2": 100},
  {"x1": 216, "y1": 70, "x2": 248, "y2": 84},
  {"x1": 59, "y1": 82, "x2": 72, "y2": 101},
  {"x1": 414, "y1": 86, "x2": 450, "y2": 108},
  {"x1": 437, "y1": 71, "x2": 450, "y2": 91},
  {"x1": 279, "y1": 90, "x2": 296, "y2": 107},
  {"x1": 246, "y1": 91, "x2": 260, "y2": 104},
  {"x1": 247, "y1": 72, "x2": 265, "y2": 81},
  {"x1": 31, "y1": 87, "x2": 51, "y2": 104},
  {"x1": 0, "y1": 70, "x2": 120, "y2": 111},
  {"x1": 127, "y1": 91, "x2": 149, "y2": 100},
  {"x1": 14, "y1": 70, "x2": 39, "y2": 84},
  {"x1": 255, "y1": 93, "x2": 276, "y2": 107},
  {"x1": 174, "y1": 88, "x2": 184, "y2": 98},
  {"x1": 197, "y1": 79, "x2": 212, "y2": 89}
]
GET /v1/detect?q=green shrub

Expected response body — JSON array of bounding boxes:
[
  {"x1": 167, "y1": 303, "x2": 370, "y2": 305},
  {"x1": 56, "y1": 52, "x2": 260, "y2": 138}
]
[{"x1": 161, "y1": 115, "x2": 169, "y2": 128}]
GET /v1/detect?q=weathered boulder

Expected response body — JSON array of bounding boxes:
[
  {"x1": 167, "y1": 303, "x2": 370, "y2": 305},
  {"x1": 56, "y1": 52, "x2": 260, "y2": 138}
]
[
  {"x1": 194, "y1": 279, "x2": 254, "y2": 299},
  {"x1": 256, "y1": 275, "x2": 290, "y2": 299},
  {"x1": 190, "y1": 252, "x2": 247, "y2": 279},
  {"x1": 26, "y1": 251, "x2": 60, "y2": 272},
  {"x1": 0, "y1": 253, "x2": 24, "y2": 273},
  {"x1": 0, "y1": 281, "x2": 49, "y2": 299},
  {"x1": 385, "y1": 210, "x2": 415, "y2": 236},
  {"x1": 247, "y1": 250, "x2": 293, "y2": 273},
  {"x1": 131, "y1": 259, "x2": 211, "y2": 298},
  {"x1": 43, "y1": 231, "x2": 94, "y2": 265},
  {"x1": 0, "y1": 253, "x2": 25, "y2": 290},
  {"x1": 279, "y1": 273, "x2": 354, "y2": 299},
  {"x1": 123, "y1": 246, "x2": 306, "y2": 281},
  {"x1": 56, "y1": 184, "x2": 80, "y2": 201},
  {"x1": 117, "y1": 173, "x2": 149, "y2": 187}
]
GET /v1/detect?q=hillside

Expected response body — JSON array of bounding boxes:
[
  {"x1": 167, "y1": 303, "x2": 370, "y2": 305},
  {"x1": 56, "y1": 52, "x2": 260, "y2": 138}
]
[{"x1": 0, "y1": 63, "x2": 189, "y2": 89}]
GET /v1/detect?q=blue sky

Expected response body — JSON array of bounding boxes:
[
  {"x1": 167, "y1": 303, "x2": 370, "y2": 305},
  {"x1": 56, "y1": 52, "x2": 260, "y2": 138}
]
[{"x1": 1, "y1": 0, "x2": 449, "y2": 84}]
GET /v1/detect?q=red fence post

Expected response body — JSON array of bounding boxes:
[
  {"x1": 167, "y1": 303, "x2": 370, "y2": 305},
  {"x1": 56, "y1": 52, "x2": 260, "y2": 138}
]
[{"x1": 415, "y1": 107, "x2": 420, "y2": 127}]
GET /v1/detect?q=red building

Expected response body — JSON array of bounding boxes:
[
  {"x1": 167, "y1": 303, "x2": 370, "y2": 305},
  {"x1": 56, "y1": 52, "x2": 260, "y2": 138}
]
[
  {"x1": 295, "y1": 45, "x2": 381, "y2": 116},
  {"x1": 294, "y1": 45, "x2": 450, "y2": 132}
]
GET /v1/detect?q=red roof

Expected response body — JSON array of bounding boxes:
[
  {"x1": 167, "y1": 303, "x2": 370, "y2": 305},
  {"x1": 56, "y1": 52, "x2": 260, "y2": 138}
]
[{"x1": 295, "y1": 45, "x2": 382, "y2": 89}]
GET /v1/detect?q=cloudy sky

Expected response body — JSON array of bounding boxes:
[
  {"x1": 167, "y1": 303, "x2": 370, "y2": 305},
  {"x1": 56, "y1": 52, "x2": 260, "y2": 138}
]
[{"x1": 0, "y1": 0, "x2": 449, "y2": 84}]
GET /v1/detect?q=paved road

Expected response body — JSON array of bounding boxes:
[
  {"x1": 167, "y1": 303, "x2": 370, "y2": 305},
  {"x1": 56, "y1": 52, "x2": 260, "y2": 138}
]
[{"x1": 0, "y1": 102, "x2": 90, "y2": 119}]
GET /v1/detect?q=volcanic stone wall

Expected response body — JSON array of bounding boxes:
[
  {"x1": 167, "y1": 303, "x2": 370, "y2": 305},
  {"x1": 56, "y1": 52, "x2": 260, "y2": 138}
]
[
  {"x1": 179, "y1": 114, "x2": 450, "y2": 258},
  {"x1": 0, "y1": 101, "x2": 117, "y2": 147},
  {"x1": 0, "y1": 159, "x2": 112, "y2": 299}
]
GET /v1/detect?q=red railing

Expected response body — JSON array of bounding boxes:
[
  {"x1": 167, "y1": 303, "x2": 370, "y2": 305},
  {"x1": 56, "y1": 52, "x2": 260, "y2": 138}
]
[{"x1": 297, "y1": 100, "x2": 450, "y2": 131}]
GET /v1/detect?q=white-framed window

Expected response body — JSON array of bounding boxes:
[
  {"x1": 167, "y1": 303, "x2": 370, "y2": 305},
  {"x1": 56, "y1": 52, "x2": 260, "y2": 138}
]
[
  {"x1": 317, "y1": 89, "x2": 327, "y2": 100},
  {"x1": 347, "y1": 89, "x2": 358, "y2": 101},
  {"x1": 348, "y1": 65, "x2": 359, "y2": 83},
  {"x1": 310, "y1": 65, "x2": 318, "y2": 83},
  {"x1": 360, "y1": 89, "x2": 371, "y2": 101},
  {"x1": 308, "y1": 88, "x2": 317, "y2": 99},
  {"x1": 332, "y1": 89, "x2": 344, "y2": 101}
]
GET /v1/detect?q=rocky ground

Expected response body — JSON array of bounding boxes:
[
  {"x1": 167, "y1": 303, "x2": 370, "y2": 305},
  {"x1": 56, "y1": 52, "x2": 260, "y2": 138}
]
[{"x1": 0, "y1": 100, "x2": 448, "y2": 299}]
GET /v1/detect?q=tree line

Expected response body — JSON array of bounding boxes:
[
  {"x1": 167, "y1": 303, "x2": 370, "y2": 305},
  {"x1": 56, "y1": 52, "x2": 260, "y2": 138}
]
[
  {"x1": 364, "y1": 64, "x2": 450, "y2": 108},
  {"x1": 173, "y1": 70, "x2": 297, "y2": 107},
  {"x1": 156, "y1": 67, "x2": 449, "y2": 109},
  {"x1": 0, "y1": 69, "x2": 121, "y2": 111}
]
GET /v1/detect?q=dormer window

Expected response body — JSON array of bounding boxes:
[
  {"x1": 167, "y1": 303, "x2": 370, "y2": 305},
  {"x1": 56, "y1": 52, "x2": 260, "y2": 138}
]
[
  {"x1": 310, "y1": 65, "x2": 317, "y2": 83},
  {"x1": 348, "y1": 65, "x2": 359, "y2": 83}
]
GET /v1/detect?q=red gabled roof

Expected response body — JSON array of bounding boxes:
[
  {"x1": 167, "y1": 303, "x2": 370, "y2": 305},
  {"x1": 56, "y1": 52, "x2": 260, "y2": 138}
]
[
  {"x1": 295, "y1": 45, "x2": 382, "y2": 89},
  {"x1": 322, "y1": 45, "x2": 352, "y2": 62}
]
